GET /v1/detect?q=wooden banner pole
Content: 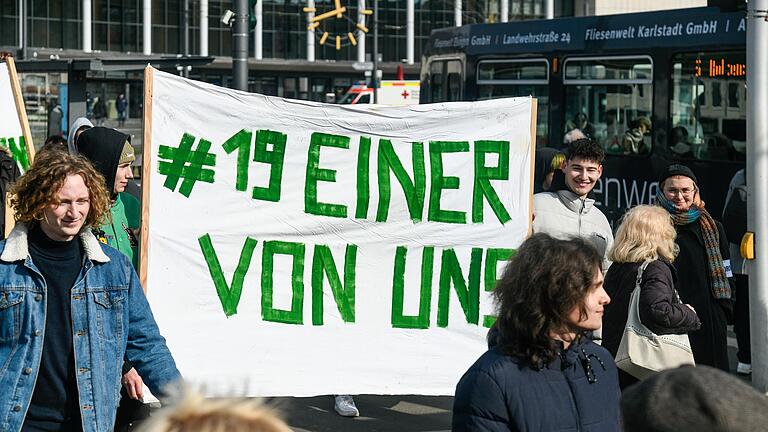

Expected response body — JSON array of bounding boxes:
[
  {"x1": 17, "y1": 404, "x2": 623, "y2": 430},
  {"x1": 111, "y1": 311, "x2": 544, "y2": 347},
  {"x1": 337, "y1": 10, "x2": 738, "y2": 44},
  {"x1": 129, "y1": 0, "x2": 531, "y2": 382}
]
[
  {"x1": 6, "y1": 56, "x2": 35, "y2": 163},
  {"x1": 3, "y1": 56, "x2": 35, "y2": 238},
  {"x1": 528, "y1": 98, "x2": 538, "y2": 237},
  {"x1": 139, "y1": 66, "x2": 154, "y2": 292}
]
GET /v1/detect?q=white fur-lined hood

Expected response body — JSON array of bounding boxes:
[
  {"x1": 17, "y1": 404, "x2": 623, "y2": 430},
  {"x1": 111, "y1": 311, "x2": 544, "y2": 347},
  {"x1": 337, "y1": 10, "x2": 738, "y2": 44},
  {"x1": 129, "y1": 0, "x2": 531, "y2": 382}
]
[{"x1": 1, "y1": 223, "x2": 110, "y2": 263}]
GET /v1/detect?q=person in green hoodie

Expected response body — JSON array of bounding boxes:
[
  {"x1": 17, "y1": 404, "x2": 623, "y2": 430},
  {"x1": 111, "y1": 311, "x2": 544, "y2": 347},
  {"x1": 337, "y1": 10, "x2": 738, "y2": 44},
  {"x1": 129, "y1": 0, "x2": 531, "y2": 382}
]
[
  {"x1": 75, "y1": 127, "x2": 147, "y2": 431},
  {"x1": 76, "y1": 127, "x2": 140, "y2": 269}
]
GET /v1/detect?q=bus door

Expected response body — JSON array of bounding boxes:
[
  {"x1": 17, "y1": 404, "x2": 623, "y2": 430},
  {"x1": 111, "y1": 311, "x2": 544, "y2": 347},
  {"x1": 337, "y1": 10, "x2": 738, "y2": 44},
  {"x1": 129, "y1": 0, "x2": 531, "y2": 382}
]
[
  {"x1": 425, "y1": 58, "x2": 464, "y2": 103},
  {"x1": 476, "y1": 58, "x2": 550, "y2": 147}
]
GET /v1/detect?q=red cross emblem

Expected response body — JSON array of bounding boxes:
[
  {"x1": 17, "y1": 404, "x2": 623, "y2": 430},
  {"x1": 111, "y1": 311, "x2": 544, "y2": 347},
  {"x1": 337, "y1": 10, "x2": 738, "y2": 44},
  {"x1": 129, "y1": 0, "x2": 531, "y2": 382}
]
[{"x1": 401, "y1": 90, "x2": 410, "y2": 99}]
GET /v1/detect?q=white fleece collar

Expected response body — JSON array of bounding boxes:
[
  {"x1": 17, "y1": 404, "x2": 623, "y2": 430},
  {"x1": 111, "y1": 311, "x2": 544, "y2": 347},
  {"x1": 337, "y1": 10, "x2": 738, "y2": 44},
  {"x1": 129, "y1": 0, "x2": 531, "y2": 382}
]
[
  {"x1": 1, "y1": 223, "x2": 110, "y2": 263},
  {"x1": 556, "y1": 189, "x2": 595, "y2": 214}
]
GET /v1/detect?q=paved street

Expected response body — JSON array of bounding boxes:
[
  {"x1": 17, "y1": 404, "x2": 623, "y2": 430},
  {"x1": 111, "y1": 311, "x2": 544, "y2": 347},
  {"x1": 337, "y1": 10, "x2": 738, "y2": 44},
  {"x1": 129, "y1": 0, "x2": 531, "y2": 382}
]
[
  {"x1": 262, "y1": 327, "x2": 748, "y2": 431},
  {"x1": 272, "y1": 395, "x2": 452, "y2": 432}
]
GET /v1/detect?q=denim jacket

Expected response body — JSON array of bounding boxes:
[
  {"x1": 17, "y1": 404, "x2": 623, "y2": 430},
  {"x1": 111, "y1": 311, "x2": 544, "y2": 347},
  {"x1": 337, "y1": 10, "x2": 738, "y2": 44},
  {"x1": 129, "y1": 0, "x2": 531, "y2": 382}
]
[{"x1": 0, "y1": 224, "x2": 181, "y2": 432}]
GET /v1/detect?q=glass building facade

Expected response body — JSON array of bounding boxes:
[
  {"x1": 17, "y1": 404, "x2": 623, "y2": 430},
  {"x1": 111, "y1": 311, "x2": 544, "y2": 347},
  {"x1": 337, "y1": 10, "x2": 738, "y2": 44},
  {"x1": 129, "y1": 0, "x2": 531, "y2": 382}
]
[
  {"x1": 0, "y1": 0, "x2": 571, "y2": 146},
  {"x1": 1, "y1": 0, "x2": 567, "y2": 61}
]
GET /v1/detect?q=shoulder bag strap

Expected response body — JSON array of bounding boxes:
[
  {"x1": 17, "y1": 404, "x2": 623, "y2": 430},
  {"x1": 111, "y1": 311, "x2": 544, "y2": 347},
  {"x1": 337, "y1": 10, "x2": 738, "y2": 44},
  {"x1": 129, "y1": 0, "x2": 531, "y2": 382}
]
[{"x1": 635, "y1": 260, "x2": 653, "y2": 289}]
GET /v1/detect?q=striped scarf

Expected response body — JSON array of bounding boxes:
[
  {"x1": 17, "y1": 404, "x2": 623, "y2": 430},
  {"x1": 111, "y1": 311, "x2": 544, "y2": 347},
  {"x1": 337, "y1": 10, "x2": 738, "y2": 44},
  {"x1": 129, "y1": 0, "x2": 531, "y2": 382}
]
[{"x1": 657, "y1": 191, "x2": 731, "y2": 299}]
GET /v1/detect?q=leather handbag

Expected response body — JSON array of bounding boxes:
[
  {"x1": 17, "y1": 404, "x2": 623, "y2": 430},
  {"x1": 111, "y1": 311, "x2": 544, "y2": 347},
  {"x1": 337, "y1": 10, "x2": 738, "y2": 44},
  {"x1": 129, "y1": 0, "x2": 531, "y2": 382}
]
[{"x1": 614, "y1": 261, "x2": 696, "y2": 380}]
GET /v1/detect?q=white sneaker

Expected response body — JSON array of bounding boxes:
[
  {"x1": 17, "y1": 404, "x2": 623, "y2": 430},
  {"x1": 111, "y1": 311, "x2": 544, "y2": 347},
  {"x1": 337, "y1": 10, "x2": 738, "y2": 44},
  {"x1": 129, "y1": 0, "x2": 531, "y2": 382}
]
[
  {"x1": 334, "y1": 395, "x2": 360, "y2": 417},
  {"x1": 737, "y1": 362, "x2": 752, "y2": 375}
]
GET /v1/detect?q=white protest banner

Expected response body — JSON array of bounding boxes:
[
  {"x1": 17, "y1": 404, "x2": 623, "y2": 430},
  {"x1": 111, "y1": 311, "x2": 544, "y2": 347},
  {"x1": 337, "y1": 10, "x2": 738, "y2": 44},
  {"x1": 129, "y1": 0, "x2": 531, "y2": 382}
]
[
  {"x1": 142, "y1": 67, "x2": 535, "y2": 396},
  {"x1": 0, "y1": 56, "x2": 34, "y2": 173}
]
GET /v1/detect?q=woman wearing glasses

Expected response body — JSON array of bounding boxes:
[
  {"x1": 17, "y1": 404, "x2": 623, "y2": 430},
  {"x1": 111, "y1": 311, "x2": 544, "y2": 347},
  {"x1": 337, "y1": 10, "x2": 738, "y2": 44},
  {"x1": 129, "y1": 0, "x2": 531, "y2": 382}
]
[
  {"x1": 657, "y1": 164, "x2": 734, "y2": 371},
  {"x1": 453, "y1": 234, "x2": 620, "y2": 432}
]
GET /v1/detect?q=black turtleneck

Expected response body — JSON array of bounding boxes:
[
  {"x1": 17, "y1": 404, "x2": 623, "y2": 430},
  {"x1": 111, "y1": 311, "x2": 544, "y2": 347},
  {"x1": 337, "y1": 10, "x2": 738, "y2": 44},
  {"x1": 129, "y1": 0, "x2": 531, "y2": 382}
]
[{"x1": 23, "y1": 225, "x2": 83, "y2": 431}]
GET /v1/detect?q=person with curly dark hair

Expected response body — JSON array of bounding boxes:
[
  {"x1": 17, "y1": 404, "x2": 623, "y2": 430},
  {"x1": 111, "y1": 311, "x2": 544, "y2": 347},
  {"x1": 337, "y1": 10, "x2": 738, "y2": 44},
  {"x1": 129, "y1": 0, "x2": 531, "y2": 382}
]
[
  {"x1": 0, "y1": 150, "x2": 182, "y2": 432},
  {"x1": 533, "y1": 138, "x2": 613, "y2": 272},
  {"x1": 453, "y1": 233, "x2": 620, "y2": 432}
]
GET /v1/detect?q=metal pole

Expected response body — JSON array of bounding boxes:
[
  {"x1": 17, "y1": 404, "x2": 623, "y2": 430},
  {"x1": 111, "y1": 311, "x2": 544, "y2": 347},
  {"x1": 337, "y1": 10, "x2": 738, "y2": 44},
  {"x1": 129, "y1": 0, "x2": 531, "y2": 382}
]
[
  {"x1": 200, "y1": 0, "x2": 208, "y2": 56},
  {"x1": 307, "y1": 0, "x2": 315, "y2": 61},
  {"x1": 20, "y1": 0, "x2": 26, "y2": 59},
  {"x1": 233, "y1": 0, "x2": 249, "y2": 91},
  {"x1": 372, "y1": 0, "x2": 378, "y2": 103},
  {"x1": 500, "y1": 0, "x2": 508, "y2": 23},
  {"x1": 17, "y1": 0, "x2": 22, "y2": 50},
  {"x1": 82, "y1": 0, "x2": 92, "y2": 52},
  {"x1": 143, "y1": 0, "x2": 151, "y2": 54},
  {"x1": 406, "y1": 0, "x2": 414, "y2": 64},
  {"x1": 454, "y1": 0, "x2": 461, "y2": 27},
  {"x1": 255, "y1": 0, "x2": 263, "y2": 59},
  {"x1": 124, "y1": 83, "x2": 130, "y2": 120},
  {"x1": 183, "y1": 0, "x2": 189, "y2": 56},
  {"x1": 545, "y1": 0, "x2": 553, "y2": 19},
  {"x1": 182, "y1": 0, "x2": 189, "y2": 76},
  {"x1": 357, "y1": 0, "x2": 366, "y2": 63},
  {"x1": 747, "y1": 0, "x2": 768, "y2": 392}
]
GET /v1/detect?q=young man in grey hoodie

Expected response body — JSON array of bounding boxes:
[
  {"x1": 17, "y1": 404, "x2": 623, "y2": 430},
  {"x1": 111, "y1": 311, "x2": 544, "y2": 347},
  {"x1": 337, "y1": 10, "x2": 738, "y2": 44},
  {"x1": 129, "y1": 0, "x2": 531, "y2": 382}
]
[{"x1": 532, "y1": 138, "x2": 613, "y2": 273}]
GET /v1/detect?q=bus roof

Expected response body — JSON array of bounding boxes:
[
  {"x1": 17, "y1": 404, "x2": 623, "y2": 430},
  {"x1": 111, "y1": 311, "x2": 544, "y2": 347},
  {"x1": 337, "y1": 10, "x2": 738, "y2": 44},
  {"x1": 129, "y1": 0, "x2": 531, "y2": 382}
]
[{"x1": 424, "y1": 7, "x2": 745, "y2": 56}]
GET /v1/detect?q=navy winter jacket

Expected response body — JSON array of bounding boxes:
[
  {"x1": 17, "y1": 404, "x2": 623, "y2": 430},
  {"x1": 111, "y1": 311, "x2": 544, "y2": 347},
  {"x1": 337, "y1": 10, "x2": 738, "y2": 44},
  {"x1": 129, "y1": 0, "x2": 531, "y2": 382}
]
[{"x1": 452, "y1": 338, "x2": 621, "y2": 432}]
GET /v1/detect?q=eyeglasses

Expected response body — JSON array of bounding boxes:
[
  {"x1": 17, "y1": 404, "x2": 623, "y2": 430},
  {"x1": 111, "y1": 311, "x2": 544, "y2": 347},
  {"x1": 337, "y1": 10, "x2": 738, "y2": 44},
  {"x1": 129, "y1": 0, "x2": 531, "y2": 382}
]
[{"x1": 664, "y1": 188, "x2": 696, "y2": 198}]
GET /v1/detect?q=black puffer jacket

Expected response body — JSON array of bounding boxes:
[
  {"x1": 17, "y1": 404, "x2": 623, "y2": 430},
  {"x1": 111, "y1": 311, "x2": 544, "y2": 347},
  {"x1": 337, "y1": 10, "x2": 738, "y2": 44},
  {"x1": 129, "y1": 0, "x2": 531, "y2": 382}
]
[
  {"x1": 603, "y1": 260, "x2": 701, "y2": 353},
  {"x1": 453, "y1": 339, "x2": 620, "y2": 432},
  {"x1": 602, "y1": 260, "x2": 701, "y2": 388}
]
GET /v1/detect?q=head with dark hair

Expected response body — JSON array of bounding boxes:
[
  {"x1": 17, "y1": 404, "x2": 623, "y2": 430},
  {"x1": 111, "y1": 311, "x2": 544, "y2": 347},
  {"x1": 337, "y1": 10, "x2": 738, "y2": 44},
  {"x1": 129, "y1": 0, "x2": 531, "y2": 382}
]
[
  {"x1": 566, "y1": 138, "x2": 605, "y2": 164},
  {"x1": 630, "y1": 116, "x2": 652, "y2": 132},
  {"x1": 563, "y1": 138, "x2": 604, "y2": 198},
  {"x1": 40, "y1": 135, "x2": 68, "y2": 155},
  {"x1": 493, "y1": 233, "x2": 608, "y2": 368},
  {"x1": 669, "y1": 126, "x2": 688, "y2": 144}
]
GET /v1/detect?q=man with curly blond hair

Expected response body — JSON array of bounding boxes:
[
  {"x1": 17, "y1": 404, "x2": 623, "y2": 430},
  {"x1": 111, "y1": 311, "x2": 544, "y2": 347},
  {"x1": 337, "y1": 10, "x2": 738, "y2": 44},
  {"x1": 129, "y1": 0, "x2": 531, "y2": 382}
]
[{"x1": 0, "y1": 150, "x2": 181, "y2": 432}]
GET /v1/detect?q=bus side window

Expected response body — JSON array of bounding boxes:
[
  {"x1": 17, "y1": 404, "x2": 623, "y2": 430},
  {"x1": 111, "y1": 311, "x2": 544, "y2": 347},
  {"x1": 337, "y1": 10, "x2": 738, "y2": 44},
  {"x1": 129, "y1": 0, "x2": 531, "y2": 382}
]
[
  {"x1": 476, "y1": 59, "x2": 550, "y2": 147},
  {"x1": 669, "y1": 52, "x2": 746, "y2": 161},
  {"x1": 563, "y1": 56, "x2": 653, "y2": 155}
]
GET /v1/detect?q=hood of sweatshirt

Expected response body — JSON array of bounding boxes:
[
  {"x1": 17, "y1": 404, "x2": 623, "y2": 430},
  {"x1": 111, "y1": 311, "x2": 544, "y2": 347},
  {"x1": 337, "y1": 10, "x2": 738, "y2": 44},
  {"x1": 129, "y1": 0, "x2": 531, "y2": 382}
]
[
  {"x1": 67, "y1": 117, "x2": 94, "y2": 154},
  {"x1": 76, "y1": 127, "x2": 131, "y2": 195}
]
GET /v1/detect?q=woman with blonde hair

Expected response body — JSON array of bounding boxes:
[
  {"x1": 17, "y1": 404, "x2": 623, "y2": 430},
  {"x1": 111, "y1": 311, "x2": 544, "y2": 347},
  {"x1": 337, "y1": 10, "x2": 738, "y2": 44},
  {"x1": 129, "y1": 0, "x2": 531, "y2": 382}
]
[{"x1": 602, "y1": 205, "x2": 700, "y2": 388}]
